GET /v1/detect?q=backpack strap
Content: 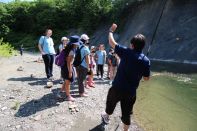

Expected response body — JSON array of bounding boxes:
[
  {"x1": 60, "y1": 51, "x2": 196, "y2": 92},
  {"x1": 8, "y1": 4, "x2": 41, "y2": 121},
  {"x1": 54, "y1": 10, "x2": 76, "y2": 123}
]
[{"x1": 80, "y1": 45, "x2": 86, "y2": 62}]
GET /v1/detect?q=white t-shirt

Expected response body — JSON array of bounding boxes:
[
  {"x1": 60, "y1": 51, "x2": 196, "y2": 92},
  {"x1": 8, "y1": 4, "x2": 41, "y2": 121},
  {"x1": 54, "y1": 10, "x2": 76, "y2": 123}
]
[{"x1": 68, "y1": 50, "x2": 75, "y2": 64}]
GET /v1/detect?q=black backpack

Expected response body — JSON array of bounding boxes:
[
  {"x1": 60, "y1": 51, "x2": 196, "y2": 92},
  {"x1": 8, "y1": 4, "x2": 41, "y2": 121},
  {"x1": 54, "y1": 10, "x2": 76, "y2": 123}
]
[{"x1": 73, "y1": 45, "x2": 85, "y2": 67}]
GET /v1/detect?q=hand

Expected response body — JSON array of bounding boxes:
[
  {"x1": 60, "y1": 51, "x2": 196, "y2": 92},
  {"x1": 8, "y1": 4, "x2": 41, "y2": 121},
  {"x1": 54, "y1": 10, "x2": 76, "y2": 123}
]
[
  {"x1": 69, "y1": 72, "x2": 72, "y2": 78},
  {"x1": 110, "y1": 23, "x2": 117, "y2": 32}
]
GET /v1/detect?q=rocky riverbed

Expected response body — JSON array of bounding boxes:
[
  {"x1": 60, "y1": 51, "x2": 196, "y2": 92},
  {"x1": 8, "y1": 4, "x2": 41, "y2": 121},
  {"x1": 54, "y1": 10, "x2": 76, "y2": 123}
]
[{"x1": 0, "y1": 53, "x2": 143, "y2": 131}]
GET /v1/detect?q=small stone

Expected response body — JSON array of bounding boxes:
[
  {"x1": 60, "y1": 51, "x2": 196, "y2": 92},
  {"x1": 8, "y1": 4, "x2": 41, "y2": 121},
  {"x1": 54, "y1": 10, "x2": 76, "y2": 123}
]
[
  {"x1": 17, "y1": 66, "x2": 24, "y2": 71},
  {"x1": 3, "y1": 95, "x2": 7, "y2": 97},
  {"x1": 33, "y1": 115, "x2": 41, "y2": 121},
  {"x1": 9, "y1": 96, "x2": 15, "y2": 99},
  {"x1": 1, "y1": 106, "x2": 7, "y2": 111},
  {"x1": 16, "y1": 125, "x2": 21, "y2": 129}
]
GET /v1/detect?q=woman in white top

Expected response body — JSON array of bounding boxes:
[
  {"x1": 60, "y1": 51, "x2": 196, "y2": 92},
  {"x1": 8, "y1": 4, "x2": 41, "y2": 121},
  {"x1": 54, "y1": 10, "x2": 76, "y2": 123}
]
[
  {"x1": 58, "y1": 37, "x2": 69, "y2": 84},
  {"x1": 59, "y1": 37, "x2": 69, "y2": 53}
]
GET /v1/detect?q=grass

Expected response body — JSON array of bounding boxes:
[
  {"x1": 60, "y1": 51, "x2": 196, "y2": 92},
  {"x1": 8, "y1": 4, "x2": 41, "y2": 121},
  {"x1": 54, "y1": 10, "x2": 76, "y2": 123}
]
[{"x1": 135, "y1": 73, "x2": 197, "y2": 131}]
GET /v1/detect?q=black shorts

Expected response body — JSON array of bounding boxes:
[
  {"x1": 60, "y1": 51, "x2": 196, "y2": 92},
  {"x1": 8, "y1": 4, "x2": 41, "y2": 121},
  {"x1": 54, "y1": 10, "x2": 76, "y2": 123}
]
[
  {"x1": 61, "y1": 66, "x2": 74, "y2": 82},
  {"x1": 105, "y1": 87, "x2": 136, "y2": 125}
]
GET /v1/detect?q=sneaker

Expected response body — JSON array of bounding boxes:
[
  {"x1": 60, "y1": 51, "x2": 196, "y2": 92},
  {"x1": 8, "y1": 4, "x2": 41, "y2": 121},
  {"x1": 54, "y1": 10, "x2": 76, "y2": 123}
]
[
  {"x1": 101, "y1": 113, "x2": 110, "y2": 124},
  {"x1": 66, "y1": 96, "x2": 75, "y2": 102}
]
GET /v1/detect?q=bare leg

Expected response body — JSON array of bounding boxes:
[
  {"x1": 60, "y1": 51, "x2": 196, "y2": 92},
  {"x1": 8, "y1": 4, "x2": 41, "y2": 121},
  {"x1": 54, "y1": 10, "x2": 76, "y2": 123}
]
[
  {"x1": 65, "y1": 80, "x2": 70, "y2": 96},
  {"x1": 123, "y1": 124, "x2": 129, "y2": 131}
]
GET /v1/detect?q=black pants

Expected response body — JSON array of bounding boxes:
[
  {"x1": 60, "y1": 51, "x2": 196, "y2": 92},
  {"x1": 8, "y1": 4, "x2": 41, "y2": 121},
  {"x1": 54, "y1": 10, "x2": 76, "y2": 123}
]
[
  {"x1": 42, "y1": 54, "x2": 54, "y2": 78},
  {"x1": 97, "y1": 64, "x2": 104, "y2": 78},
  {"x1": 105, "y1": 87, "x2": 136, "y2": 125}
]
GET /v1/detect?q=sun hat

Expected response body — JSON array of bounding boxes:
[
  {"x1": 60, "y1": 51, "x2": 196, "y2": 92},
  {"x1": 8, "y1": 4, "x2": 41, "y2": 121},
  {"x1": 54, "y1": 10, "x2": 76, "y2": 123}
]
[{"x1": 68, "y1": 35, "x2": 80, "y2": 46}]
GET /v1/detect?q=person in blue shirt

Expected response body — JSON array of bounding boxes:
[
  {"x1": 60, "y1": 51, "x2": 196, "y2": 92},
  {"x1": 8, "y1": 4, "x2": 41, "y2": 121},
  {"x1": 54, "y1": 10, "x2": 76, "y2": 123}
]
[
  {"x1": 95, "y1": 44, "x2": 107, "y2": 80},
  {"x1": 38, "y1": 29, "x2": 56, "y2": 81},
  {"x1": 76, "y1": 34, "x2": 90, "y2": 97},
  {"x1": 101, "y1": 24, "x2": 150, "y2": 131}
]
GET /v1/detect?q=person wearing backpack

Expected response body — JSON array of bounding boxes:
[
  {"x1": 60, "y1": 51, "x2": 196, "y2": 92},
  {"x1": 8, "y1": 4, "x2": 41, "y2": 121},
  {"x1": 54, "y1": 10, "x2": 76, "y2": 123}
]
[
  {"x1": 57, "y1": 35, "x2": 80, "y2": 101},
  {"x1": 75, "y1": 34, "x2": 90, "y2": 97},
  {"x1": 101, "y1": 24, "x2": 150, "y2": 131},
  {"x1": 38, "y1": 29, "x2": 56, "y2": 81}
]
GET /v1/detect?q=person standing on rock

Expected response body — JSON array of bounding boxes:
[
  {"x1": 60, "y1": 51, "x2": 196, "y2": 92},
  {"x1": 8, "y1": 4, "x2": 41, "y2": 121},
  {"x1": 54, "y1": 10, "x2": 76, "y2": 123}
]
[
  {"x1": 101, "y1": 24, "x2": 150, "y2": 131},
  {"x1": 38, "y1": 29, "x2": 56, "y2": 81}
]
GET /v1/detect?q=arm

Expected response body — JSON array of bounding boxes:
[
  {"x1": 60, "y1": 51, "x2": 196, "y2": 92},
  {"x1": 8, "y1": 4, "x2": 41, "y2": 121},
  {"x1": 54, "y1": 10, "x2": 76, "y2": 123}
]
[
  {"x1": 67, "y1": 55, "x2": 74, "y2": 78},
  {"x1": 85, "y1": 54, "x2": 90, "y2": 70},
  {"x1": 109, "y1": 23, "x2": 118, "y2": 49},
  {"x1": 38, "y1": 36, "x2": 45, "y2": 55},
  {"x1": 38, "y1": 44, "x2": 45, "y2": 55}
]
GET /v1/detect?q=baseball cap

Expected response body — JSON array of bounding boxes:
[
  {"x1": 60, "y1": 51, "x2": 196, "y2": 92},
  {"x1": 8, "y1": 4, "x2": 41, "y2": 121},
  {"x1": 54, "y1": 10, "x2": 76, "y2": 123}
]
[
  {"x1": 61, "y1": 37, "x2": 68, "y2": 42},
  {"x1": 80, "y1": 34, "x2": 89, "y2": 41},
  {"x1": 91, "y1": 46, "x2": 95, "y2": 50}
]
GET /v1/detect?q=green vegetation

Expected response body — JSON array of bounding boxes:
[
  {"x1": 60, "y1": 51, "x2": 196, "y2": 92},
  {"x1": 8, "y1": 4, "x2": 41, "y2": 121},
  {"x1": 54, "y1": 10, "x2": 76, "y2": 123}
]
[
  {"x1": 135, "y1": 73, "x2": 197, "y2": 131},
  {"x1": 0, "y1": 38, "x2": 16, "y2": 57},
  {"x1": 0, "y1": 0, "x2": 142, "y2": 49}
]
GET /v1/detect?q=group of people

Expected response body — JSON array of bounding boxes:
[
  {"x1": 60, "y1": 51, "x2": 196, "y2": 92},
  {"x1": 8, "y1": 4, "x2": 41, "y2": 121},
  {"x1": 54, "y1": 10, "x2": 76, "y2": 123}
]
[
  {"x1": 38, "y1": 23, "x2": 150, "y2": 131},
  {"x1": 38, "y1": 29, "x2": 119, "y2": 101}
]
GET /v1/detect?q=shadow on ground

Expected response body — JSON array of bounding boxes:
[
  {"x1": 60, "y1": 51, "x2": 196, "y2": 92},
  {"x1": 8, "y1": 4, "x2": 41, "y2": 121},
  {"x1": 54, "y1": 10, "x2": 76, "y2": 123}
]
[
  {"x1": 8, "y1": 77, "x2": 60, "y2": 86},
  {"x1": 89, "y1": 123, "x2": 105, "y2": 131},
  {"x1": 15, "y1": 89, "x2": 63, "y2": 117}
]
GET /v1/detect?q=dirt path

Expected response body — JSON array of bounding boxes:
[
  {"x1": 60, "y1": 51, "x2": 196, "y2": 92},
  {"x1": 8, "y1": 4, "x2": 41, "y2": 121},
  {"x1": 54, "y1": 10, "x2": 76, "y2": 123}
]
[{"x1": 0, "y1": 53, "x2": 143, "y2": 131}]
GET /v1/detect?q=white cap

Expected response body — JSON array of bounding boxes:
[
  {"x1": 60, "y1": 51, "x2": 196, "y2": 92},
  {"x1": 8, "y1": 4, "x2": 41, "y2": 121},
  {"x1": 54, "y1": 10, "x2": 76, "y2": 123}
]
[
  {"x1": 61, "y1": 37, "x2": 68, "y2": 41},
  {"x1": 91, "y1": 46, "x2": 95, "y2": 50},
  {"x1": 80, "y1": 34, "x2": 89, "y2": 41}
]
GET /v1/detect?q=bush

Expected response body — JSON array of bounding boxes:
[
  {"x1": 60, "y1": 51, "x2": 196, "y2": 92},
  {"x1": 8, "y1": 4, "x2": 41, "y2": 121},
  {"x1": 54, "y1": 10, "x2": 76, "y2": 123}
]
[{"x1": 0, "y1": 38, "x2": 16, "y2": 57}]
